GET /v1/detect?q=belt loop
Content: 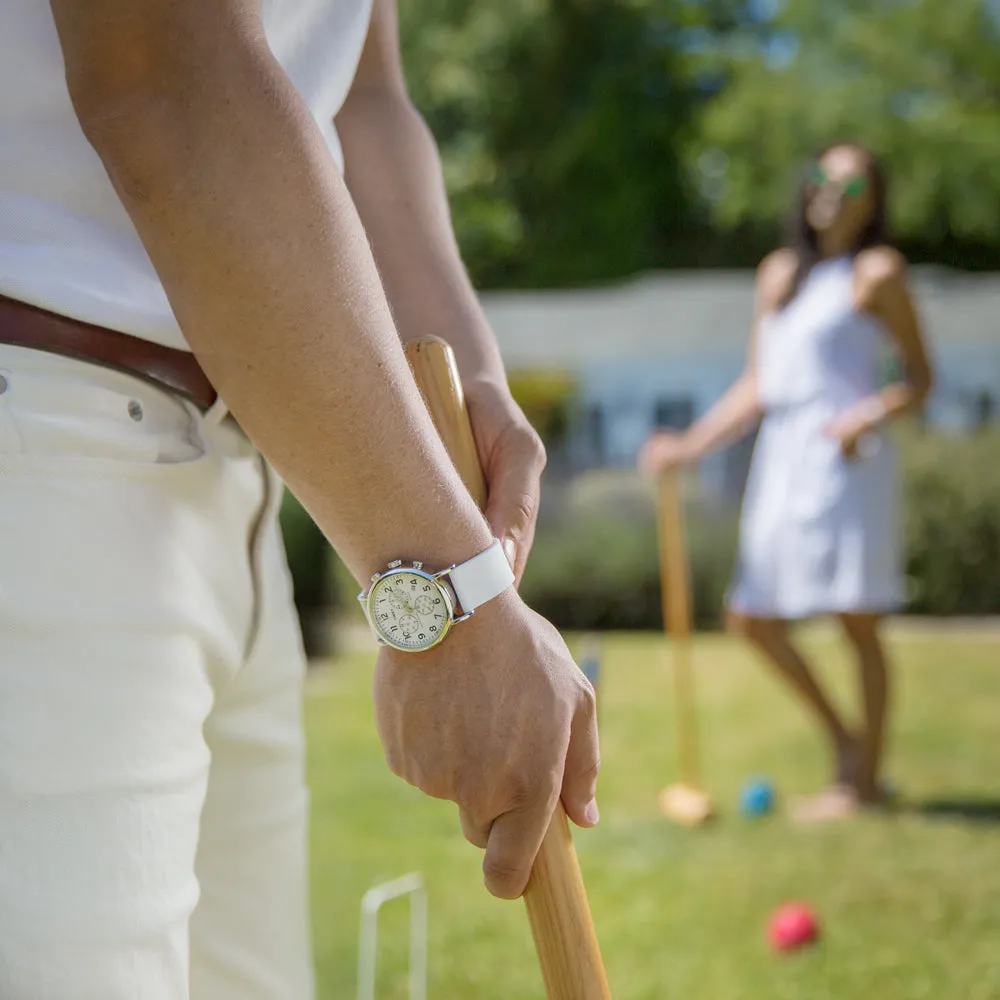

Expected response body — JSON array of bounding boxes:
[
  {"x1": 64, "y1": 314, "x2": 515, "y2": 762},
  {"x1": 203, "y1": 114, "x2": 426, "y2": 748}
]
[{"x1": 203, "y1": 393, "x2": 229, "y2": 427}]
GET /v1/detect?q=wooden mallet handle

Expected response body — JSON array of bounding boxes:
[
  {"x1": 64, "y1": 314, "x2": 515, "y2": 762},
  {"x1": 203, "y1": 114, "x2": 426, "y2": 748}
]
[
  {"x1": 405, "y1": 337, "x2": 612, "y2": 1000},
  {"x1": 656, "y1": 468, "x2": 700, "y2": 789}
]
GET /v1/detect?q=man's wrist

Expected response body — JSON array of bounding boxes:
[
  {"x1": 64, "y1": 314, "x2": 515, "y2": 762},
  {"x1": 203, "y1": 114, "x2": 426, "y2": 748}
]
[
  {"x1": 383, "y1": 587, "x2": 523, "y2": 664},
  {"x1": 360, "y1": 513, "x2": 495, "y2": 589},
  {"x1": 363, "y1": 537, "x2": 516, "y2": 654}
]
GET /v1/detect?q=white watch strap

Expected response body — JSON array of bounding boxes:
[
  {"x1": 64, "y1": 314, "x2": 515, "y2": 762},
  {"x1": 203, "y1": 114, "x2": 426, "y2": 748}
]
[{"x1": 447, "y1": 539, "x2": 515, "y2": 613}]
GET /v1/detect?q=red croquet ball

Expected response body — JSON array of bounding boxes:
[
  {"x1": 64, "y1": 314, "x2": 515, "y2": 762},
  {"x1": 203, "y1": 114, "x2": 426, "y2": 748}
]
[{"x1": 768, "y1": 903, "x2": 820, "y2": 951}]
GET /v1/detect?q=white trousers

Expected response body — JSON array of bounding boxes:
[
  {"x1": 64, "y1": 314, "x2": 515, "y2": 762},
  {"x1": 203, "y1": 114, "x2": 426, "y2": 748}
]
[{"x1": 0, "y1": 345, "x2": 314, "y2": 999}]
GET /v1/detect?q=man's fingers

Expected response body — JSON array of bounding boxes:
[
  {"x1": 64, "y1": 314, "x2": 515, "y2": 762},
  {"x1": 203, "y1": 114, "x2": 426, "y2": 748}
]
[
  {"x1": 560, "y1": 689, "x2": 601, "y2": 829},
  {"x1": 459, "y1": 806, "x2": 491, "y2": 849},
  {"x1": 483, "y1": 424, "x2": 545, "y2": 583},
  {"x1": 482, "y1": 792, "x2": 558, "y2": 900}
]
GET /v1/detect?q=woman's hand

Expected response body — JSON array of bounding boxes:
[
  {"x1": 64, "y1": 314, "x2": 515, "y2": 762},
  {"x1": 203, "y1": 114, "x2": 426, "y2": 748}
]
[
  {"x1": 824, "y1": 399, "x2": 885, "y2": 461},
  {"x1": 638, "y1": 430, "x2": 696, "y2": 474}
]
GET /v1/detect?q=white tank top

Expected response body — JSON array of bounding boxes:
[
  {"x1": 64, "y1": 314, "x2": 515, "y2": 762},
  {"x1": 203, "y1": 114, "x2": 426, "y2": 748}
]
[{"x1": 0, "y1": 0, "x2": 373, "y2": 350}]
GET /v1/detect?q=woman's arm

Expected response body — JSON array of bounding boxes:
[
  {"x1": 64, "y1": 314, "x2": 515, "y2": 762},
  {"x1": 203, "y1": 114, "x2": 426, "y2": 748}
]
[
  {"x1": 669, "y1": 370, "x2": 761, "y2": 464},
  {"x1": 640, "y1": 249, "x2": 794, "y2": 470},
  {"x1": 827, "y1": 248, "x2": 934, "y2": 457},
  {"x1": 859, "y1": 247, "x2": 934, "y2": 416}
]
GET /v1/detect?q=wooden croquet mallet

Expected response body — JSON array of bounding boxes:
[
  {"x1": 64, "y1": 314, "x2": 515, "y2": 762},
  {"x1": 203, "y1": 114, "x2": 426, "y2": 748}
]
[
  {"x1": 656, "y1": 468, "x2": 714, "y2": 826},
  {"x1": 404, "y1": 336, "x2": 612, "y2": 1000}
]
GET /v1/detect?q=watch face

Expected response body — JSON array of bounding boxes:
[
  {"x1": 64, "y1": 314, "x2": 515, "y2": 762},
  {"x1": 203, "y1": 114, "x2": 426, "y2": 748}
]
[{"x1": 368, "y1": 569, "x2": 453, "y2": 651}]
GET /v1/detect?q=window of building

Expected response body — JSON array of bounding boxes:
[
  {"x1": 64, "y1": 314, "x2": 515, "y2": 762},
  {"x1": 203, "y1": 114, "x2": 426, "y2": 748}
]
[
  {"x1": 586, "y1": 404, "x2": 605, "y2": 463},
  {"x1": 653, "y1": 397, "x2": 694, "y2": 430}
]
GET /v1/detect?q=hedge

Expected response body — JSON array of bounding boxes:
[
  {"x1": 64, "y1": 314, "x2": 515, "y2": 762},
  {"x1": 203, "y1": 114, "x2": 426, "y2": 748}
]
[
  {"x1": 901, "y1": 427, "x2": 1000, "y2": 615},
  {"x1": 278, "y1": 425, "x2": 1000, "y2": 641}
]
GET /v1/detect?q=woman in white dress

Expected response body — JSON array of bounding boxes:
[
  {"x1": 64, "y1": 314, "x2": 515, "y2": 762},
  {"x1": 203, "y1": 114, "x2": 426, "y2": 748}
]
[{"x1": 641, "y1": 143, "x2": 934, "y2": 818}]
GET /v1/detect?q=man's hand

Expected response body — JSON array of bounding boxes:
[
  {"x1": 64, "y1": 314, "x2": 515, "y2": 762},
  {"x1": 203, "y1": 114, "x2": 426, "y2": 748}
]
[
  {"x1": 373, "y1": 590, "x2": 600, "y2": 900},
  {"x1": 465, "y1": 379, "x2": 546, "y2": 583}
]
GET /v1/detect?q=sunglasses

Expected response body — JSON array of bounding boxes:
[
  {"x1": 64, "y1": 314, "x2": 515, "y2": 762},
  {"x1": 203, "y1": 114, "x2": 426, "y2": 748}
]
[{"x1": 809, "y1": 164, "x2": 868, "y2": 197}]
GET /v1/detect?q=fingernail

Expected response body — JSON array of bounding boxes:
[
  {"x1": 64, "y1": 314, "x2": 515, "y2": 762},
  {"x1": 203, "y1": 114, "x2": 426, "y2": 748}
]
[
  {"x1": 584, "y1": 799, "x2": 600, "y2": 826},
  {"x1": 503, "y1": 537, "x2": 517, "y2": 569}
]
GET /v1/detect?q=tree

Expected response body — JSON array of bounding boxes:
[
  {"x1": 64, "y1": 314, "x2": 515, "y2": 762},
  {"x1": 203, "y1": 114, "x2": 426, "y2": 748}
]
[
  {"x1": 690, "y1": 0, "x2": 1000, "y2": 267},
  {"x1": 484, "y1": 0, "x2": 701, "y2": 286},
  {"x1": 397, "y1": 0, "x2": 534, "y2": 281},
  {"x1": 399, "y1": 0, "x2": 712, "y2": 286}
]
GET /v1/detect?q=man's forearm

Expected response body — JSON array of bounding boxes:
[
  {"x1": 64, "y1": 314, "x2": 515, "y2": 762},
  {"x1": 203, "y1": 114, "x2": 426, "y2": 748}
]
[
  {"x1": 336, "y1": 91, "x2": 506, "y2": 388},
  {"x1": 57, "y1": 18, "x2": 492, "y2": 581}
]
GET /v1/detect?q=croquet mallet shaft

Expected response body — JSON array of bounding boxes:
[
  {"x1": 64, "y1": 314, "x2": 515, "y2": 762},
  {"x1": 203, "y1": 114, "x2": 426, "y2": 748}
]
[
  {"x1": 656, "y1": 468, "x2": 701, "y2": 790},
  {"x1": 405, "y1": 336, "x2": 611, "y2": 1000}
]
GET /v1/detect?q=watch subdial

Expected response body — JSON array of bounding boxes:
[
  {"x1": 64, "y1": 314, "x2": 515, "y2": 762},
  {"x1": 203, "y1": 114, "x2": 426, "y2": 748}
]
[
  {"x1": 413, "y1": 594, "x2": 436, "y2": 616},
  {"x1": 398, "y1": 614, "x2": 421, "y2": 637}
]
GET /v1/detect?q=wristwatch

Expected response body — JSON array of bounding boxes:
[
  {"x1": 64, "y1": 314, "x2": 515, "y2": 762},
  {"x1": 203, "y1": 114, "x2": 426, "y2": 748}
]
[{"x1": 358, "y1": 539, "x2": 515, "y2": 652}]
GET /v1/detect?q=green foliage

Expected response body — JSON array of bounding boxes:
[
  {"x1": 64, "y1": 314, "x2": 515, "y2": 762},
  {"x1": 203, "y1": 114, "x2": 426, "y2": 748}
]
[
  {"x1": 397, "y1": 0, "x2": 534, "y2": 277},
  {"x1": 398, "y1": 0, "x2": 710, "y2": 286},
  {"x1": 516, "y1": 430, "x2": 1000, "y2": 630},
  {"x1": 690, "y1": 0, "x2": 1000, "y2": 265},
  {"x1": 281, "y1": 426, "x2": 1000, "y2": 641},
  {"x1": 901, "y1": 427, "x2": 1000, "y2": 614},
  {"x1": 280, "y1": 491, "x2": 354, "y2": 657},
  {"x1": 397, "y1": 0, "x2": 1000, "y2": 279},
  {"x1": 506, "y1": 368, "x2": 577, "y2": 449},
  {"x1": 279, "y1": 490, "x2": 366, "y2": 637},
  {"x1": 280, "y1": 490, "x2": 334, "y2": 612},
  {"x1": 519, "y1": 503, "x2": 738, "y2": 631},
  {"x1": 484, "y1": 0, "x2": 701, "y2": 285}
]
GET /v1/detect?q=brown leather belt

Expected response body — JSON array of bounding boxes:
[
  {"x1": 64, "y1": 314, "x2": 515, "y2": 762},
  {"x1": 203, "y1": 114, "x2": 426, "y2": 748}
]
[{"x1": 0, "y1": 294, "x2": 217, "y2": 410}]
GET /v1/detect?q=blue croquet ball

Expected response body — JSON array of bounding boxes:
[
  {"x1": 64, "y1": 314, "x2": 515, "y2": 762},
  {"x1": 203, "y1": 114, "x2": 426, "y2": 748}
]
[{"x1": 740, "y1": 778, "x2": 776, "y2": 817}]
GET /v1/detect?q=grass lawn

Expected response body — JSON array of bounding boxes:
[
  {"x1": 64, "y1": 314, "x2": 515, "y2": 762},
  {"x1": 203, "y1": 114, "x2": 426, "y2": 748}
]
[{"x1": 305, "y1": 625, "x2": 1000, "y2": 999}]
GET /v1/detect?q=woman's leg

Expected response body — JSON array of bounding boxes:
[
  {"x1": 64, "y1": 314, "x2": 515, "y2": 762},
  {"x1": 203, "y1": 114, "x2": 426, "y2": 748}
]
[
  {"x1": 838, "y1": 612, "x2": 891, "y2": 803},
  {"x1": 728, "y1": 611, "x2": 856, "y2": 783}
]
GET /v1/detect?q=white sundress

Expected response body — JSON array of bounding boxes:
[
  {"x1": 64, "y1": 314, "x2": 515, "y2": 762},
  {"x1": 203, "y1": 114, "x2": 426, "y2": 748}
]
[{"x1": 728, "y1": 255, "x2": 904, "y2": 620}]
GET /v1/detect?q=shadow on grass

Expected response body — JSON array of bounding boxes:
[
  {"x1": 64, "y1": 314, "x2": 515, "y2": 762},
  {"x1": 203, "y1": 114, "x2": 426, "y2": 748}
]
[{"x1": 911, "y1": 797, "x2": 1000, "y2": 825}]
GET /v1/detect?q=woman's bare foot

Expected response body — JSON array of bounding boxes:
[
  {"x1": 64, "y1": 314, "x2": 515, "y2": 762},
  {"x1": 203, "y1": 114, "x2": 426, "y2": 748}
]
[
  {"x1": 790, "y1": 784, "x2": 860, "y2": 823},
  {"x1": 786, "y1": 737, "x2": 867, "y2": 823},
  {"x1": 790, "y1": 779, "x2": 896, "y2": 823}
]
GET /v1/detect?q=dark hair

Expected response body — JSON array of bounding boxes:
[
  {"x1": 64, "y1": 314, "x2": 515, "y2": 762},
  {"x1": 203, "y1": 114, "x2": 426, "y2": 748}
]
[{"x1": 779, "y1": 143, "x2": 890, "y2": 308}]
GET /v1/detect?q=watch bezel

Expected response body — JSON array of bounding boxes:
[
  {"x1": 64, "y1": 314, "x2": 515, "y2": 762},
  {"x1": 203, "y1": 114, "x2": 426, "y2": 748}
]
[{"x1": 362, "y1": 565, "x2": 457, "y2": 652}]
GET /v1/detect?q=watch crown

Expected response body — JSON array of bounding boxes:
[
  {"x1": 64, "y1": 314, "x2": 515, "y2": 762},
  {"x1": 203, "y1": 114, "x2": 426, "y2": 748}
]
[
  {"x1": 412, "y1": 561, "x2": 423, "y2": 570},
  {"x1": 388, "y1": 560, "x2": 402, "y2": 569}
]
